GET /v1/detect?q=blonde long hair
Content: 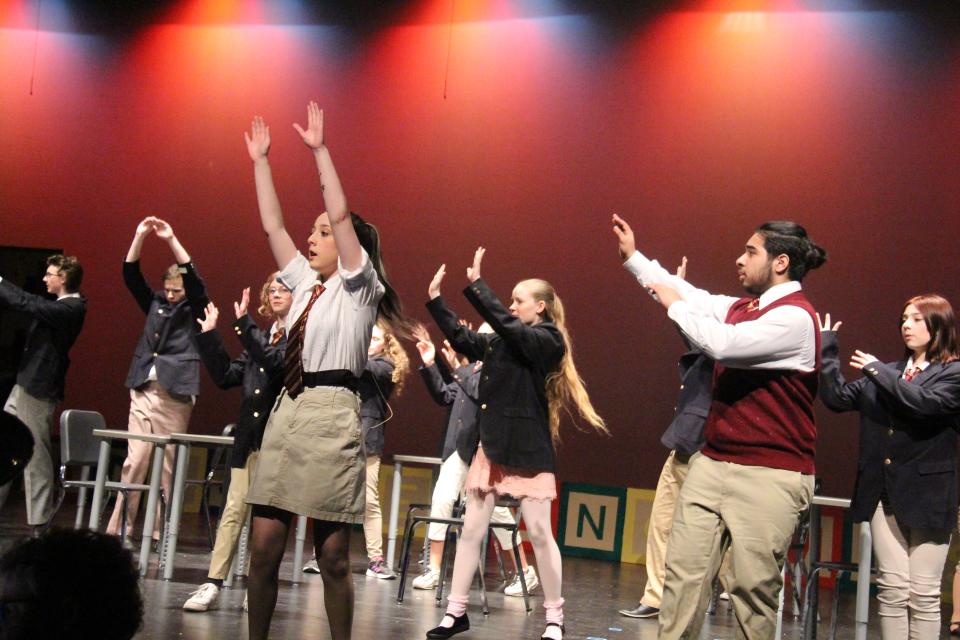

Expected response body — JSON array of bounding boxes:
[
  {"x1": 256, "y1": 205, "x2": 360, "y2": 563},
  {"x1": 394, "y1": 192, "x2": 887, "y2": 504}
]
[
  {"x1": 517, "y1": 279, "x2": 608, "y2": 444},
  {"x1": 378, "y1": 320, "x2": 410, "y2": 396}
]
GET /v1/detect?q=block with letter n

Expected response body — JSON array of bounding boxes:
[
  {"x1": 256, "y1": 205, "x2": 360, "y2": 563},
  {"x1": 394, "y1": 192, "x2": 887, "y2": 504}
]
[{"x1": 557, "y1": 482, "x2": 626, "y2": 561}]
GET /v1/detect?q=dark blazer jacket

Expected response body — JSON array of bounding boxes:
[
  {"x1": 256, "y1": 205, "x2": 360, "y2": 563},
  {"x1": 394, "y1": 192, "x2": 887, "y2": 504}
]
[
  {"x1": 360, "y1": 356, "x2": 396, "y2": 456},
  {"x1": 123, "y1": 260, "x2": 209, "y2": 397},
  {"x1": 420, "y1": 360, "x2": 481, "y2": 464},
  {"x1": 819, "y1": 331, "x2": 960, "y2": 530},
  {"x1": 427, "y1": 278, "x2": 564, "y2": 472},
  {"x1": 660, "y1": 348, "x2": 714, "y2": 456},
  {"x1": 0, "y1": 279, "x2": 87, "y2": 402},
  {"x1": 195, "y1": 314, "x2": 285, "y2": 468}
]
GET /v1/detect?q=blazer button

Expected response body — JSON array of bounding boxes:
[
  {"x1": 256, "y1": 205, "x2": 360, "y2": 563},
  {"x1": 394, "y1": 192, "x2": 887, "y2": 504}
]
[
  {"x1": 888, "y1": 429, "x2": 894, "y2": 436},
  {"x1": 884, "y1": 458, "x2": 891, "y2": 465},
  {"x1": 154, "y1": 332, "x2": 160, "y2": 338},
  {"x1": 253, "y1": 411, "x2": 260, "y2": 418},
  {"x1": 481, "y1": 403, "x2": 487, "y2": 410},
  {"x1": 158, "y1": 309, "x2": 164, "y2": 315},
  {"x1": 487, "y1": 346, "x2": 493, "y2": 353},
  {"x1": 679, "y1": 384, "x2": 685, "y2": 390},
  {"x1": 254, "y1": 389, "x2": 261, "y2": 394},
  {"x1": 483, "y1": 375, "x2": 489, "y2": 381},
  {"x1": 153, "y1": 352, "x2": 158, "y2": 357},
  {"x1": 259, "y1": 367, "x2": 265, "y2": 373}
]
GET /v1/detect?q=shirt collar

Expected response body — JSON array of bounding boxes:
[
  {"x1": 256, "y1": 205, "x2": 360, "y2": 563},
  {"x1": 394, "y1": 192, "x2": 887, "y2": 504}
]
[
  {"x1": 57, "y1": 292, "x2": 81, "y2": 300},
  {"x1": 757, "y1": 281, "x2": 802, "y2": 310},
  {"x1": 904, "y1": 356, "x2": 930, "y2": 373}
]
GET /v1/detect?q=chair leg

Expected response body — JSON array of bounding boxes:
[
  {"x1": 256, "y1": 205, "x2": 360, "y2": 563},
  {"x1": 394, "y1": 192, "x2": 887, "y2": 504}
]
[
  {"x1": 396, "y1": 517, "x2": 421, "y2": 603},
  {"x1": 119, "y1": 491, "x2": 129, "y2": 541},
  {"x1": 510, "y1": 527, "x2": 532, "y2": 612},
  {"x1": 74, "y1": 466, "x2": 91, "y2": 529},
  {"x1": 828, "y1": 570, "x2": 844, "y2": 640}
]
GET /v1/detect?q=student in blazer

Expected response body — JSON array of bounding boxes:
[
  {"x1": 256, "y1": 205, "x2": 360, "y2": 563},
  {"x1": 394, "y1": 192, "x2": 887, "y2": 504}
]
[
  {"x1": 819, "y1": 294, "x2": 960, "y2": 640},
  {"x1": 107, "y1": 217, "x2": 209, "y2": 539},
  {"x1": 183, "y1": 276, "x2": 290, "y2": 613},
  {"x1": 0, "y1": 254, "x2": 86, "y2": 530}
]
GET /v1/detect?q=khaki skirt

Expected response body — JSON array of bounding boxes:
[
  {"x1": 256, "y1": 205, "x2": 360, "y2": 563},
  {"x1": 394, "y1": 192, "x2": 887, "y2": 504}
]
[{"x1": 247, "y1": 386, "x2": 365, "y2": 523}]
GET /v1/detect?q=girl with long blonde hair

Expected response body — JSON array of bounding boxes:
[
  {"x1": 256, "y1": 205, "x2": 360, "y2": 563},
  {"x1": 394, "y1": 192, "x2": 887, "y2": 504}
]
[{"x1": 424, "y1": 248, "x2": 606, "y2": 640}]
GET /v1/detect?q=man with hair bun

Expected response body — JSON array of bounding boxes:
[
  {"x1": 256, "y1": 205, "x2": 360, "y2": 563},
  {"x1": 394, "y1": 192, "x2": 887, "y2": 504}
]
[
  {"x1": 611, "y1": 216, "x2": 826, "y2": 640},
  {"x1": 0, "y1": 254, "x2": 86, "y2": 533}
]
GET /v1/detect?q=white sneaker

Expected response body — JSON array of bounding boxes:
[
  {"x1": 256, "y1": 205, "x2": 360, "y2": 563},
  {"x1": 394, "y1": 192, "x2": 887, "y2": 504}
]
[
  {"x1": 242, "y1": 592, "x2": 248, "y2": 612},
  {"x1": 302, "y1": 559, "x2": 321, "y2": 574},
  {"x1": 412, "y1": 567, "x2": 440, "y2": 590},
  {"x1": 504, "y1": 566, "x2": 539, "y2": 596},
  {"x1": 183, "y1": 583, "x2": 221, "y2": 612}
]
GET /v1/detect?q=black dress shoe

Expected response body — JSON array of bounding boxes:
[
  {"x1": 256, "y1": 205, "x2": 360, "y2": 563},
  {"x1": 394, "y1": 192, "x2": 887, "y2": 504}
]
[
  {"x1": 426, "y1": 613, "x2": 469, "y2": 639},
  {"x1": 540, "y1": 622, "x2": 565, "y2": 639},
  {"x1": 618, "y1": 603, "x2": 659, "y2": 618}
]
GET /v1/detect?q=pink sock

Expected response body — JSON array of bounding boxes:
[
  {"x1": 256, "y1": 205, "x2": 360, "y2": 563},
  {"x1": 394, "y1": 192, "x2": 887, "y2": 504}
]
[
  {"x1": 441, "y1": 595, "x2": 469, "y2": 626},
  {"x1": 544, "y1": 598, "x2": 564, "y2": 625}
]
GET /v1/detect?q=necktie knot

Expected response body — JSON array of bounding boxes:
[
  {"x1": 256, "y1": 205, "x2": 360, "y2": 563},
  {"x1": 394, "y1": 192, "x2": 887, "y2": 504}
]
[{"x1": 904, "y1": 366, "x2": 921, "y2": 382}]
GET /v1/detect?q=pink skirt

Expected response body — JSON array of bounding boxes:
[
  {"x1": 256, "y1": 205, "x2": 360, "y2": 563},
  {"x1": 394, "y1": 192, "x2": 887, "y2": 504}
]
[{"x1": 465, "y1": 446, "x2": 557, "y2": 501}]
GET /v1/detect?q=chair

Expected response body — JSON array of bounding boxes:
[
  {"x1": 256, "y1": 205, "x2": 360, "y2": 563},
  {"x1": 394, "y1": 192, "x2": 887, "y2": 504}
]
[
  {"x1": 396, "y1": 497, "x2": 532, "y2": 613},
  {"x1": 194, "y1": 423, "x2": 235, "y2": 549},
  {"x1": 56, "y1": 409, "x2": 163, "y2": 541}
]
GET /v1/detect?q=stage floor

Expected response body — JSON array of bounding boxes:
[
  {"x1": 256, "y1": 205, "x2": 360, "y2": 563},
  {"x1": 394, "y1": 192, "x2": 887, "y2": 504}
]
[{"x1": 0, "y1": 502, "x2": 951, "y2": 639}]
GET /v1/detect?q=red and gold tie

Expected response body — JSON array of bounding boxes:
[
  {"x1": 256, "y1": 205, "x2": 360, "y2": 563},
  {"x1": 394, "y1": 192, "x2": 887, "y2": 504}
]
[
  {"x1": 283, "y1": 283, "x2": 325, "y2": 397},
  {"x1": 903, "y1": 366, "x2": 920, "y2": 382}
]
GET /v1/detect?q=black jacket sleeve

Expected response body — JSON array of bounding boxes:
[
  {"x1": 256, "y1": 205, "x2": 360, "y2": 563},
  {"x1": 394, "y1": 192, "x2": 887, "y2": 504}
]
[
  {"x1": 419, "y1": 363, "x2": 457, "y2": 406},
  {"x1": 179, "y1": 262, "x2": 211, "y2": 323},
  {"x1": 426, "y1": 296, "x2": 491, "y2": 362},
  {"x1": 234, "y1": 314, "x2": 285, "y2": 374},
  {"x1": 462, "y1": 278, "x2": 564, "y2": 367},
  {"x1": 123, "y1": 261, "x2": 156, "y2": 315},
  {"x1": 195, "y1": 329, "x2": 245, "y2": 389},
  {"x1": 819, "y1": 331, "x2": 867, "y2": 413},
  {"x1": 0, "y1": 279, "x2": 82, "y2": 328},
  {"x1": 863, "y1": 360, "x2": 960, "y2": 417}
]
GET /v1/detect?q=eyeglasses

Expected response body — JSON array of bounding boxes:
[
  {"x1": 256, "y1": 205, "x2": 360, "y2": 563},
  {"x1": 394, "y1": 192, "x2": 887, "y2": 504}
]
[{"x1": 267, "y1": 288, "x2": 291, "y2": 296}]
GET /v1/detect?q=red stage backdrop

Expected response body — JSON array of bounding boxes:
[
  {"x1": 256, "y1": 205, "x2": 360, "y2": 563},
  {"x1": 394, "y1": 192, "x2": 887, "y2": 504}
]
[{"x1": 1, "y1": 1, "x2": 958, "y2": 495}]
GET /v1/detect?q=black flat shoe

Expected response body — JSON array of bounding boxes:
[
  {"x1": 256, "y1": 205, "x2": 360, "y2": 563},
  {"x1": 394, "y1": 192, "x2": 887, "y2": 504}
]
[
  {"x1": 426, "y1": 613, "x2": 469, "y2": 639},
  {"x1": 950, "y1": 622, "x2": 960, "y2": 637},
  {"x1": 540, "y1": 622, "x2": 565, "y2": 640}
]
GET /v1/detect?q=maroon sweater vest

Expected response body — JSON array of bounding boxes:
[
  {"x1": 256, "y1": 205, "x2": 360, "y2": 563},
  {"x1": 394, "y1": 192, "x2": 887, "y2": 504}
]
[{"x1": 700, "y1": 290, "x2": 820, "y2": 474}]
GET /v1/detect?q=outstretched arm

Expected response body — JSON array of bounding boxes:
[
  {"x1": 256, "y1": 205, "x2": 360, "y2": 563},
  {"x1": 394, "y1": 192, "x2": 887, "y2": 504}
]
[
  {"x1": 245, "y1": 117, "x2": 298, "y2": 269},
  {"x1": 293, "y1": 102, "x2": 361, "y2": 271},
  {"x1": 425, "y1": 263, "x2": 489, "y2": 361},
  {"x1": 125, "y1": 217, "x2": 154, "y2": 263},
  {"x1": 123, "y1": 218, "x2": 157, "y2": 314},
  {"x1": 817, "y1": 314, "x2": 865, "y2": 412}
]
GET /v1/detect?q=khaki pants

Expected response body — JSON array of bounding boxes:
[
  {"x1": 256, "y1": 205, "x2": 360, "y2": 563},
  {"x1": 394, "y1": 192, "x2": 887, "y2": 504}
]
[
  {"x1": 640, "y1": 450, "x2": 692, "y2": 609},
  {"x1": 871, "y1": 504, "x2": 950, "y2": 640},
  {"x1": 208, "y1": 452, "x2": 259, "y2": 580},
  {"x1": 107, "y1": 383, "x2": 192, "y2": 537},
  {"x1": 659, "y1": 454, "x2": 813, "y2": 640},
  {"x1": 0, "y1": 386, "x2": 57, "y2": 526},
  {"x1": 363, "y1": 454, "x2": 384, "y2": 560}
]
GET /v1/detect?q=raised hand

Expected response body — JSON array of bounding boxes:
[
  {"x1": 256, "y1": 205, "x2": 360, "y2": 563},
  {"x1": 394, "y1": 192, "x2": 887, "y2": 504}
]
[
  {"x1": 292, "y1": 101, "x2": 324, "y2": 150},
  {"x1": 849, "y1": 349, "x2": 878, "y2": 371},
  {"x1": 153, "y1": 218, "x2": 175, "y2": 241},
  {"x1": 676, "y1": 256, "x2": 688, "y2": 280},
  {"x1": 428, "y1": 264, "x2": 446, "y2": 300},
  {"x1": 234, "y1": 287, "x2": 250, "y2": 319},
  {"x1": 197, "y1": 302, "x2": 219, "y2": 333},
  {"x1": 466, "y1": 247, "x2": 485, "y2": 283},
  {"x1": 244, "y1": 116, "x2": 271, "y2": 162},
  {"x1": 416, "y1": 339, "x2": 436, "y2": 366},
  {"x1": 135, "y1": 217, "x2": 156, "y2": 237},
  {"x1": 816, "y1": 312, "x2": 842, "y2": 333},
  {"x1": 612, "y1": 213, "x2": 636, "y2": 261},
  {"x1": 440, "y1": 340, "x2": 461, "y2": 371},
  {"x1": 648, "y1": 282, "x2": 681, "y2": 310}
]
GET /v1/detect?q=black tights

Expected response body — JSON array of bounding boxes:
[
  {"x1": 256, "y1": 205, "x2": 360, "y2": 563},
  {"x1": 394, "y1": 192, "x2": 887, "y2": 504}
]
[{"x1": 246, "y1": 506, "x2": 354, "y2": 640}]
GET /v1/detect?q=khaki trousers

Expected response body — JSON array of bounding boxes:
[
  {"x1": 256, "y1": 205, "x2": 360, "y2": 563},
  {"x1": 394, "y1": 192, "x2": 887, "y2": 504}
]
[
  {"x1": 363, "y1": 454, "x2": 384, "y2": 559},
  {"x1": 659, "y1": 454, "x2": 813, "y2": 640},
  {"x1": 0, "y1": 386, "x2": 57, "y2": 525},
  {"x1": 107, "y1": 383, "x2": 192, "y2": 537},
  {"x1": 641, "y1": 450, "x2": 692, "y2": 609},
  {"x1": 208, "y1": 452, "x2": 259, "y2": 580},
  {"x1": 871, "y1": 504, "x2": 951, "y2": 640}
]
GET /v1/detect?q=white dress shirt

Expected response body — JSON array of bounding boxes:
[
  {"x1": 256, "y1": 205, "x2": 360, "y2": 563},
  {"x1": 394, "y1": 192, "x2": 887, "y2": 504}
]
[
  {"x1": 279, "y1": 249, "x2": 385, "y2": 379},
  {"x1": 623, "y1": 251, "x2": 817, "y2": 372}
]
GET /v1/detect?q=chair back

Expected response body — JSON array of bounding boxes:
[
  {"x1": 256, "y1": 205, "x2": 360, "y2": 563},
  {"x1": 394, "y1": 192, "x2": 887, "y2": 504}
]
[{"x1": 59, "y1": 410, "x2": 105, "y2": 467}]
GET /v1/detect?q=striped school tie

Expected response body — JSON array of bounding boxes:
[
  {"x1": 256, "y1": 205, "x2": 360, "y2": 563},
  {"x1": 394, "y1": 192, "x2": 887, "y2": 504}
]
[{"x1": 283, "y1": 283, "x2": 325, "y2": 398}]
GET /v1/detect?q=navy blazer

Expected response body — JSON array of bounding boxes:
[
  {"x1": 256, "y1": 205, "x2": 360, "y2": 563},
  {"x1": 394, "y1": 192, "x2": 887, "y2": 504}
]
[
  {"x1": 420, "y1": 360, "x2": 481, "y2": 463},
  {"x1": 427, "y1": 278, "x2": 564, "y2": 472},
  {"x1": 819, "y1": 331, "x2": 960, "y2": 530},
  {"x1": 0, "y1": 280, "x2": 87, "y2": 402},
  {"x1": 360, "y1": 356, "x2": 396, "y2": 456},
  {"x1": 123, "y1": 260, "x2": 209, "y2": 397},
  {"x1": 661, "y1": 348, "x2": 713, "y2": 456},
  {"x1": 195, "y1": 314, "x2": 285, "y2": 468}
]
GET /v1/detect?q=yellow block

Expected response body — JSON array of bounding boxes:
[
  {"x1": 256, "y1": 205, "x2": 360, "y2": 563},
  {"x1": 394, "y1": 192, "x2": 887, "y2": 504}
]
[
  {"x1": 378, "y1": 463, "x2": 435, "y2": 538},
  {"x1": 620, "y1": 487, "x2": 657, "y2": 565}
]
